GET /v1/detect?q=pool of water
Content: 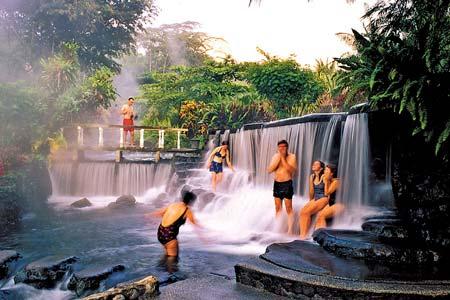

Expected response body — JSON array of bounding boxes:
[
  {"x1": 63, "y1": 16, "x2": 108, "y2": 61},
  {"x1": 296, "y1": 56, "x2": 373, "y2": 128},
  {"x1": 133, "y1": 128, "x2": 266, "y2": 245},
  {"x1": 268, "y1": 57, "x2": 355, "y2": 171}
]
[{"x1": 0, "y1": 202, "x2": 266, "y2": 299}]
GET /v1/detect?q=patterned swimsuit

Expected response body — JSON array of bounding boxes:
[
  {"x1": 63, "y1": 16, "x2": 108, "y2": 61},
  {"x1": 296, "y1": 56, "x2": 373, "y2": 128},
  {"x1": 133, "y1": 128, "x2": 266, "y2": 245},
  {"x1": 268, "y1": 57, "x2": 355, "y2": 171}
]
[{"x1": 157, "y1": 207, "x2": 188, "y2": 245}]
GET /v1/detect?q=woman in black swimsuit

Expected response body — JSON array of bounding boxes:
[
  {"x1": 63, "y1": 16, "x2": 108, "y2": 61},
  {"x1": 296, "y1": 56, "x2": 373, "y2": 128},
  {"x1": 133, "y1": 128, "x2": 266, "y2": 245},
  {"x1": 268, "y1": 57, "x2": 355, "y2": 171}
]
[
  {"x1": 315, "y1": 164, "x2": 344, "y2": 230},
  {"x1": 207, "y1": 141, "x2": 235, "y2": 192},
  {"x1": 299, "y1": 160, "x2": 329, "y2": 239},
  {"x1": 149, "y1": 191, "x2": 200, "y2": 257}
]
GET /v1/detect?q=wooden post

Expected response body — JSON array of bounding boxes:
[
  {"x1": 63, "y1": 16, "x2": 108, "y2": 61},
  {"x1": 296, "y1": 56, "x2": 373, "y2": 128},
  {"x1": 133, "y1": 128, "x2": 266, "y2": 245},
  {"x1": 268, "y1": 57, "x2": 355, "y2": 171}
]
[
  {"x1": 177, "y1": 130, "x2": 181, "y2": 149},
  {"x1": 115, "y1": 150, "x2": 123, "y2": 163},
  {"x1": 119, "y1": 128, "x2": 124, "y2": 148},
  {"x1": 98, "y1": 127, "x2": 104, "y2": 147},
  {"x1": 158, "y1": 129, "x2": 165, "y2": 149},
  {"x1": 139, "y1": 129, "x2": 144, "y2": 149},
  {"x1": 77, "y1": 126, "x2": 84, "y2": 146}
]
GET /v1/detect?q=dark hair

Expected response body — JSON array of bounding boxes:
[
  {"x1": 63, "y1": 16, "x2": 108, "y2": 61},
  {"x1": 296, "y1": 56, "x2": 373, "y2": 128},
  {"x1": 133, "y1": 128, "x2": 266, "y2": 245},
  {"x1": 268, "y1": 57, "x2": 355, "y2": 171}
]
[
  {"x1": 182, "y1": 191, "x2": 197, "y2": 205},
  {"x1": 128, "y1": 97, "x2": 134, "y2": 101},
  {"x1": 277, "y1": 140, "x2": 288, "y2": 147},
  {"x1": 221, "y1": 141, "x2": 229, "y2": 146},
  {"x1": 313, "y1": 160, "x2": 325, "y2": 181},
  {"x1": 326, "y1": 164, "x2": 338, "y2": 178}
]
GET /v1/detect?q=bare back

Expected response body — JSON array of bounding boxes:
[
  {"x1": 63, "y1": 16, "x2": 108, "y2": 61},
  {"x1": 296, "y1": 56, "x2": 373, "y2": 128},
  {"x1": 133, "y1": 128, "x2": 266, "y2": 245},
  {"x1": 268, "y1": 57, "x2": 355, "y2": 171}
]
[{"x1": 161, "y1": 202, "x2": 188, "y2": 227}]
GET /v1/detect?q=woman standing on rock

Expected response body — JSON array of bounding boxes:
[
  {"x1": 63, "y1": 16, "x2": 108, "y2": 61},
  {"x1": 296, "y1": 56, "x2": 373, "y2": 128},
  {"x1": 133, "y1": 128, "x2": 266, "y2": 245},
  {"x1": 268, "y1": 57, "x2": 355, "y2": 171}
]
[
  {"x1": 315, "y1": 164, "x2": 344, "y2": 230},
  {"x1": 148, "y1": 191, "x2": 201, "y2": 257},
  {"x1": 206, "y1": 141, "x2": 235, "y2": 192}
]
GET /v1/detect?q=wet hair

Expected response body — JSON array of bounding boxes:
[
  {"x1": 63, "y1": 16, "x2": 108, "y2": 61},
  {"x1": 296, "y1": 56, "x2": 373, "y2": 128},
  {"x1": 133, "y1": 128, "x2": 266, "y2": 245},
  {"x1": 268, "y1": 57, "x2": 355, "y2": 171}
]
[
  {"x1": 221, "y1": 141, "x2": 229, "y2": 146},
  {"x1": 128, "y1": 97, "x2": 134, "y2": 101},
  {"x1": 313, "y1": 160, "x2": 325, "y2": 181},
  {"x1": 182, "y1": 191, "x2": 197, "y2": 205},
  {"x1": 326, "y1": 164, "x2": 338, "y2": 178},
  {"x1": 277, "y1": 140, "x2": 288, "y2": 147}
]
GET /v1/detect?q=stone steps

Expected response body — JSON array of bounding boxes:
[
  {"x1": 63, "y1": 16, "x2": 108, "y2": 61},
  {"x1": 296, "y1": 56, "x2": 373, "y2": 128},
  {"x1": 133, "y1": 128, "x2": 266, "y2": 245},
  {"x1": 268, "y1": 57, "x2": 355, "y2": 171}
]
[
  {"x1": 313, "y1": 229, "x2": 441, "y2": 265},
  {"x1": 235, "y1": 241, "x2": 450, "y2": 299},
  {"x1": 361, "y1": 219, "x2": 409, "y2": 240}
]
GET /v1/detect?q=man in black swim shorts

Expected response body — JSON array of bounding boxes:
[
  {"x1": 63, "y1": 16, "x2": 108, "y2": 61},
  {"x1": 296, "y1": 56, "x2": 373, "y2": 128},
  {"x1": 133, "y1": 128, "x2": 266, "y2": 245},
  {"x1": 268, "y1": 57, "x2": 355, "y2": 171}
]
[{"x1": 267, "y1": 140, "x2": 297, "y2": 234}]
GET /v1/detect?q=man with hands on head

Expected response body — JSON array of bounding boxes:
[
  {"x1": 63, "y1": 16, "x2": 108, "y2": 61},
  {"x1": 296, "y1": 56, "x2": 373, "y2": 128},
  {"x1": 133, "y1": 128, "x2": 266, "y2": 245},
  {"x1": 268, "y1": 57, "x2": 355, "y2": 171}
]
[{"x1": 267, "y1": 140, "x2": 297, "y2": 235}]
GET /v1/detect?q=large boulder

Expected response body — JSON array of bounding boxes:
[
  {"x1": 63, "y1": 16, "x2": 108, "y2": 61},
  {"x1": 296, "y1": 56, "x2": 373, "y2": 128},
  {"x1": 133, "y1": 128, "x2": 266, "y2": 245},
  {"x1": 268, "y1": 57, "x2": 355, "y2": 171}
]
[
  {"x1": 70, "y1": 198, "x2": 92, "y2": 208},
  {"x1": 67, "y1": 264, "x2": 125, "y2": 297},
  {"x1": 107, "y1": 195, "x2": 136, "y2": 209},
  {"x1": 82, "y1": 276, "x2": 159, "y2": 300},
  {"x1": 14, "y1": 256, "x2": 78, "y2": 289},
  {"x1": 0, "y1": 250, "x2": 20, "y2": 279}
]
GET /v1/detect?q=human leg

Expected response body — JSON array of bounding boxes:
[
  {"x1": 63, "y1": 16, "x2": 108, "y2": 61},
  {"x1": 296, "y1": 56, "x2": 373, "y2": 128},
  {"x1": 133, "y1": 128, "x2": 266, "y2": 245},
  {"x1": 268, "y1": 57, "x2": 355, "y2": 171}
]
[
  {"x1": 316, "y1": 203, "x2": 344, "y2": 230},
  {"x1": 299, "y1": 197, "x2": 329, "y2": 239},
  {"x1": 164, "y1": 239, "x2": 179, "y2": 257},
  {"x1": 285, "y1": 199, "x2": 294, "y2": 235}
]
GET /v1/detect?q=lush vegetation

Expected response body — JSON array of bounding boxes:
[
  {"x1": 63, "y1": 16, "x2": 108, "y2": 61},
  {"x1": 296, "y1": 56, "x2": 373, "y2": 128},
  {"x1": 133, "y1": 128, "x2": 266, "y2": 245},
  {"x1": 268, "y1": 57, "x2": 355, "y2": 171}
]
[
  {"x1": 0, "y1": 1, "x2": 155, "y2": 171},
  {"x1": 337, "y1": 0, "x2": 450, "y2": 161}
]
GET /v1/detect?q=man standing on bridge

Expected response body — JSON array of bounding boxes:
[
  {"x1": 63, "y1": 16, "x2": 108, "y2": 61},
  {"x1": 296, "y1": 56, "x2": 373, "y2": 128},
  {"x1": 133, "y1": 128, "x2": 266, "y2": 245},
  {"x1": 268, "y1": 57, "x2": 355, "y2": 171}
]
[{"x1": 121, "y1": 97, "x2": 135, "y2": 147}]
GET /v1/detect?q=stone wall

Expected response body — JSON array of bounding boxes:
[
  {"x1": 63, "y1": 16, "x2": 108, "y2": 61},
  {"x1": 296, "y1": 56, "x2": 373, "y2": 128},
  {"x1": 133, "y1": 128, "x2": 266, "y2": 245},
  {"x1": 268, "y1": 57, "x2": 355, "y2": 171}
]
[{"x1": 369, "y1": 111, "x2": 450, "y2": 255}]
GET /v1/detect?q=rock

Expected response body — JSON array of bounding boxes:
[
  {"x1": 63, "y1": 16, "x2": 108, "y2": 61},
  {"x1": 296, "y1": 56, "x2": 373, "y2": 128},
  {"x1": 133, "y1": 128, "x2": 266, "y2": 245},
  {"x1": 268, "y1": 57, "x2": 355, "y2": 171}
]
[
  {"x1": 82, "y1": 275, "x2": 159, "y2": 300},
  {"x1": 191, "y1": 188, "x2": 206, "y2": 196},
  {"x1": 361, "y1": 219, "x2": 409, "y2": 240},
  {"x1": 14, "y1": 255, "x2": 78, "y2": 289},
  {"x1": 202, "y1": 192, "x2": 216, "y2": 202},
  {"x1": 70, "y1": 198, "x2": 92, "y2": 208},
  {"x1": 0, "y1": 250, "x2": 20, "y2": 279},
  {"x1": 108, "y1": 195, "x2": 136, "y2": 209},
  {"x1": 313, "y1": 229, "x2": 441, "y2": 265},
  {"x1": 155, "y1": 193, "x2": 168, "y2": 203},
  {"x1": 68, "y1": 264, "x2": 125, "y2": 296}
]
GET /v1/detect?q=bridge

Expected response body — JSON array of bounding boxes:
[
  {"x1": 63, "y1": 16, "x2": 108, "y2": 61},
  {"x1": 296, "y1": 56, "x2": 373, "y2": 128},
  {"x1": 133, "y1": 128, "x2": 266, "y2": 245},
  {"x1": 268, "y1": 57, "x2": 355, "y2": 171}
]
[{"x1": 59, "y1": 124, "x2": 201, "y2": 162}]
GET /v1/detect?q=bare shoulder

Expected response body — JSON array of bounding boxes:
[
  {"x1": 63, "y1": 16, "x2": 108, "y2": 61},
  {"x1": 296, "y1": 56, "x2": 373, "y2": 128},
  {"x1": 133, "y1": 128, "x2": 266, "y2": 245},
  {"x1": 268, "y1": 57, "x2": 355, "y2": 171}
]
[{"x1": 287, "y1": 153, "x2": 297, "y2": 161}]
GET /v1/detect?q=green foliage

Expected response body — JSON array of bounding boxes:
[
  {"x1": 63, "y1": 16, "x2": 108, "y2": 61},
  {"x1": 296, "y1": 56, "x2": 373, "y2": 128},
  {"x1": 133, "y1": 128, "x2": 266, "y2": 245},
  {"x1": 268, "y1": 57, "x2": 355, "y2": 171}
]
[
  {"x1": 337, "y1": 0, "x2": 450, "y2": 160},
  {"x1": 138, "y1": 21, "x2": 220, "y2": 72},
  {"x1": 0, "y1": 0, "x2": 156, "y2": 72},
  {"x1": 246, "y1": 56, "x2": 324, "y2": 117},
  {"x1": 0, "y1": 83, "x2": 46, "y2": 165}
]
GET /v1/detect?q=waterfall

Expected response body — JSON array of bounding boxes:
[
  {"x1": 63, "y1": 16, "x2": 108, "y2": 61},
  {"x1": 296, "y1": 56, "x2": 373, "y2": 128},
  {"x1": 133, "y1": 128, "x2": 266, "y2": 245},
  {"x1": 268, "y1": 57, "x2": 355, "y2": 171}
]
[
  {"x1": 50, "y1": 162, "x2": 173, "y2": 197},
  {"x1": 337, "y1": 113, "x2": 371, "y2": 208}
]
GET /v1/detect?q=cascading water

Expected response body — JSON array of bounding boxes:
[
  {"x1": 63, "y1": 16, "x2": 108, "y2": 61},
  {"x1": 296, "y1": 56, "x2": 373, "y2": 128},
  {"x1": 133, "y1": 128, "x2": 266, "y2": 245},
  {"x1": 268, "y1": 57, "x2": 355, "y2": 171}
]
[
  {"x1": 337, "y1": 113, "x2": 371, "y2": 208},
  {"x1": 188, "y1": 112, "x2": 381, "y2": 238},
  {"x1": 49, "y1": 162, "x2": 173, "y2": 208}
]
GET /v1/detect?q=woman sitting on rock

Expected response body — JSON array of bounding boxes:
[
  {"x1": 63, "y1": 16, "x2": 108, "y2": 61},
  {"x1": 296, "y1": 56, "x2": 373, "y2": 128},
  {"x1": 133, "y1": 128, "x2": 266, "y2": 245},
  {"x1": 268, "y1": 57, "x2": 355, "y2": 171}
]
[
  {"x1": 148, "y1": 191, "x2": 201, "y2": 257},
  {"x1": 299, "y1": 160, "x2": 328, "y2": 239},
  {"x1": 315, "y1": 164, "x2": 344, "y2": 230}
]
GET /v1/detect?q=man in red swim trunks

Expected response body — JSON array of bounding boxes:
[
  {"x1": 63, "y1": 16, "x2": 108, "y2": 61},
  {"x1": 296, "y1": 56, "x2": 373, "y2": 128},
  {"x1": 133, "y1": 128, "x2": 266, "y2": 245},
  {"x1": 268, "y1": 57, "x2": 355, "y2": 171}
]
[{"x1": 121, "y1": 97, "x2": 135, "y2": 146}]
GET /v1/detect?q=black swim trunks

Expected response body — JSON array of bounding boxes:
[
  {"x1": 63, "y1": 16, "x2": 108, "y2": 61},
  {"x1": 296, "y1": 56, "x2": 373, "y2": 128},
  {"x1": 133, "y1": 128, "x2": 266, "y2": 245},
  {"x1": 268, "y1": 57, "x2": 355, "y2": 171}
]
[{"x1": 273, "y1": 180, "x2": 294, "y2": 200}]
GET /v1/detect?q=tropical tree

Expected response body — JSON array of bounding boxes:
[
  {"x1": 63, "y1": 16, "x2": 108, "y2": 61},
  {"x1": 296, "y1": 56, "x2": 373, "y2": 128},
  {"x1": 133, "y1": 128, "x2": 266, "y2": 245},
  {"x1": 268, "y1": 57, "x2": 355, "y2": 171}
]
[
  {"x1": 138, "y1": 21, "x2": 221, "y2": 72},
  {"x1": 246, "y1": 53, "x2": 324, "y2": 117},
  {"x1": 337, "y1": 0, "x2": 450, "y2": 160},
  {"x1": 0, "y1": 0, "x2": 156, "y2": 72}
]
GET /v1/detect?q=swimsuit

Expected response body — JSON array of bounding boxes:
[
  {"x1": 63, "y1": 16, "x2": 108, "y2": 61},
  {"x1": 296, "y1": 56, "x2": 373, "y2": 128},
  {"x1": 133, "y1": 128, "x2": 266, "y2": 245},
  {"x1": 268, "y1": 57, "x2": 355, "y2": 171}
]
[
  {"x1": 313, "y1": 178, "x2": 325, "y2": 200},
  {"x1": 123, "y1": 118, "x2": 134, "y2": 132},
  {"x1": 209, "y1": 149, "x2": 226, "y2": 173},
  {"x1": 273, "y1": 180, "x2": 294, "y2": 200},
  {"x1": 329, "y1": 189, "x2": 336, "y2": 206},
  {"x1": 157, "y1": 207, "x2": 188, "y2": 245}
]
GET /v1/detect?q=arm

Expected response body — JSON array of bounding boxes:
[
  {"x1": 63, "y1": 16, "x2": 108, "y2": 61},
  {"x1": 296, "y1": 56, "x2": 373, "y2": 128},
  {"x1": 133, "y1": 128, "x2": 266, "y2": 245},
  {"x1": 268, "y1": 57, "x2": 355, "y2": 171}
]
[
  {"x1": 186, "y1": 209, "x2": 202, "y2": 228},
  {"x1": 120, "y1": 105, "x2": 127, "y2": 115},
  {"x1": 145, "y1": 206, "x2": 167, "y2": 218},
  {"x1": 207, "y1": 147, "x2": 219, "y2": 164},
  {"x1": 267, "y1": 153, "x2": 281, "y2": 173},
  {"x1": 280, "y1": 154, "x2": 297, "y2": 174},
  {"x1": 226, "y1": 150, "x2": 234, "y2": 171},
  {"x1": 324, "y1": 178, "x2": 339, "y2": 196},
  {"x1": 309, "y1": 174, "x2": 314, "y2": 201}
]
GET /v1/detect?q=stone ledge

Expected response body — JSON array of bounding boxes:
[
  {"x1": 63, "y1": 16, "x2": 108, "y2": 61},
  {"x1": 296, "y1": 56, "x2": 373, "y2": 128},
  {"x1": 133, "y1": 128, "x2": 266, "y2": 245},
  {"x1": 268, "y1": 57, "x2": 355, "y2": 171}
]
[{"x1": 235, "y1": 257, "x2": 450, "y2": 299}]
